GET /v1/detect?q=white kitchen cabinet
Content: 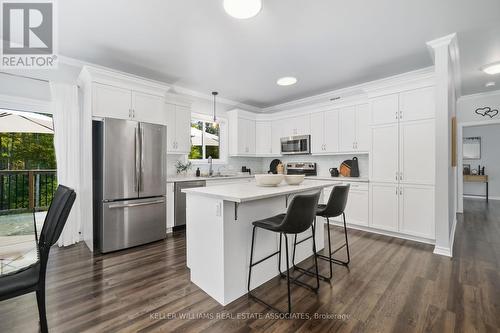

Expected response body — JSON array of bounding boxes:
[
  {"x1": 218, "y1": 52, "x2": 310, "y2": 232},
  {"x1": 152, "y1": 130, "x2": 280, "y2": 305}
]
[
  {"x1": 132, "y1": 91, "x2": 166, "y2": 124},
  {"x1": 205, "y1": 178, "x2": 253, "y2": 187},
  {"x1": 310, "y1": 112, "x2": 324, "y2": 154},
  {"x1": 339, "y1": 104, "x2": 370, "y2": 152},
  {"x1": 399, "y1": 184, "x2": 435, "y2": 239},
  {"x1": 370, "y1": 182, "x2": 399, "y2": 232},
  {"x1": 281, "y1": 115, "x2": 310, "y2": 137},
  {"x1": 93, "y1": 83, "x2": 132, "y2": 119},
  {"x1": 310, "y1": 110, "x2": 339, "y2": 154},
  {"x1": 399, "y1": 87, "x2": 435, "y2": 122},
  {"x1": 256, "y1": 121, "x2": 272, "y2": 155},
  {"x1": 166, "y1": 103, "x2": 191, "y2": 154},
  {"x1": 340, "y1": 106, "x2": 357, "y2": 151},
  {"x1": 370, "y1": 124, "x2": 399, "y2": 183},
  {"x1": 344, "y1": 183, "x2": 369, "y2": 226},
  {"x1": 399, "y1": 119, "x2": 435, "y2": 185},
  {"x1": 356, "y1": 104, "x2": 370, "y2": 151},
  {"x1": 92, "y1": 83, "x2": 166, "y2": 124},
  {"x1": 228, "y1": 112, "x2": 256, "y2": 156},
  {"x1": 271, "y1": 120, "x2": 282, "y2": 155},
  {"x1": 371, "y1": 93, "x2": 399, "y2": 125}
]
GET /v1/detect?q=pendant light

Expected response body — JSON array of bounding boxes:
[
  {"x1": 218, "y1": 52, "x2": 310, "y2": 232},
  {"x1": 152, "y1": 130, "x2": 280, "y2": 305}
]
[{"x1": 212, "y1": 91, "x2": 218, "y2": 122}]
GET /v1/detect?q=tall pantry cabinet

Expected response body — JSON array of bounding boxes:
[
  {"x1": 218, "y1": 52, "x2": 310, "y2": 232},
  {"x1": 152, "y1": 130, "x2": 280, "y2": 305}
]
[{"x1": 369, "y1": 86, "x2": 436, "y2": 240}]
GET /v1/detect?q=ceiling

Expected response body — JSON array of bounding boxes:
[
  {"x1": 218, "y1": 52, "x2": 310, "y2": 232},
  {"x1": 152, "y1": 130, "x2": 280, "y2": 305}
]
[
  {"x1": 58, "y1": 0, "x2": 500, "y2": 108},
  {"x1": 459, "y1": 24, "x2": 500, "y2": 96}
]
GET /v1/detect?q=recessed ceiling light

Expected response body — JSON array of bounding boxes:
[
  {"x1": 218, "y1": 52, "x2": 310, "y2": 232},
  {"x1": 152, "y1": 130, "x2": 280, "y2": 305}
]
[
  {"x1": 481, "y1": 61, "x2": 500, "y2": 75},
  {"x1": 485, "y1": 81, "x2": 496, "y2": 88},
  {"x1": 223, "y1": 0, "x2": 262, "y2": 19},
  {"x1": 277, "y1": 77, "x2": 297, "y2": 86}
]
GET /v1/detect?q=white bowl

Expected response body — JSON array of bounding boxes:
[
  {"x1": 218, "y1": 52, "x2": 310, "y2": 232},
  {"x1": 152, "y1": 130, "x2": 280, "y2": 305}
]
[
  {"x1": 255, "y1": 174, "x2": 284, "y2": 187},
  {"x1": 284, "y1": 174, "x2": 305, "y2": 185}
]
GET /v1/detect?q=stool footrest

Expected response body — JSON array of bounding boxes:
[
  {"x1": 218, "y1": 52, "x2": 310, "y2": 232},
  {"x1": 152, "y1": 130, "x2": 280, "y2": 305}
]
[{"x1": 292, "y1": 264, "x2": 331, "y2": 282}]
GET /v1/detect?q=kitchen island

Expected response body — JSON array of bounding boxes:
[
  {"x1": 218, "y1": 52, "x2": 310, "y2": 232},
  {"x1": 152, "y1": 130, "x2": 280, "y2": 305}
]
[{"x1": 182, "y1": 179, "x2": 338, "y2": 306}]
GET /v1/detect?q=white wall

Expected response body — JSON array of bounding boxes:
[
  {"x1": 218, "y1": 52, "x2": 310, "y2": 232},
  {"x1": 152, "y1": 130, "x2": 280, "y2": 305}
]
[
  {"x1": 462, "y1": 124, "x2": 500, "y2": 199},
  {"x1": 457, "y1": 90, "x2": 500, "y2": 123},
  {"x1": 457, "y1": 90, "x2": 500, "y2": 209}
]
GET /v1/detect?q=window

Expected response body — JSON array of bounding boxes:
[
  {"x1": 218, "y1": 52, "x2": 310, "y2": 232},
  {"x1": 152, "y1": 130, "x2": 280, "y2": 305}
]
[{"x1": 189, "y1": 119, "x2": 221, "y2": 161}]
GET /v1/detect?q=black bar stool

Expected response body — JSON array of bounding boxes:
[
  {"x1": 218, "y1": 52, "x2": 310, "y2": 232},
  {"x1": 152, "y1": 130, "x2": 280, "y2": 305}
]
[
  {"x1": 293, "y1": 184, "x2": 350, "y2": 281},
  {"x1": 247, "y1": 192, "x2": 321, "y2": 314}
]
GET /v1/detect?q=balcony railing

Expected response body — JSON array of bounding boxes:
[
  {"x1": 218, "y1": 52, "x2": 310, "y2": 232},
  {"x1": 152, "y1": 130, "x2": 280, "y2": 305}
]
[{"x1": 0, "y1": 170, "x2": 57, "y2": 214}]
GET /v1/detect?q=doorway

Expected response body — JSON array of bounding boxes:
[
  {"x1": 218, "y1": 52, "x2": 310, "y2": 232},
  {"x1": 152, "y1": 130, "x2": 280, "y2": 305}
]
[
  {"x1": 0, "y1": 109, "x2": 56, "y2": 274},
  {"x1": 458, "y1": 120, "x2": 500, "y2": 213}
]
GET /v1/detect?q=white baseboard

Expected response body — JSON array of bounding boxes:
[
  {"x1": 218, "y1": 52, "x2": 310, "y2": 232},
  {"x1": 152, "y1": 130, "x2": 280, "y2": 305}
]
[
  {"x1": 433, "y1": 245, "x2": 452, "y2": 257},
  {"x1": 324, "y1": 219, "x2": 435, "y2": 245},
  {"x1": 433, "y1": 216, "x2": 457, "y2": 258}
]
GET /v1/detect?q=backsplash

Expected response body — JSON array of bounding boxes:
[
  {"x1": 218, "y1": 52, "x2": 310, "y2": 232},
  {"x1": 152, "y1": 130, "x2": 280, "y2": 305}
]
[
  {"x1": 261, "y1": 154, "x2": 369, "y2": 178},
  {"x1": 167, "y1": 153, "x2": 368, "y2": 178},
  {"x1": 166, "y1": 154, "x2": 264, "y2": 176}
]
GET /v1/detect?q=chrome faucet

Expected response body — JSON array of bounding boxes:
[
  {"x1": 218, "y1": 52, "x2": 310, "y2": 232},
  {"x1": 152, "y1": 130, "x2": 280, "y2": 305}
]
[{"x1": 208, "y1": 156, "x2": 213, "y2": 176}]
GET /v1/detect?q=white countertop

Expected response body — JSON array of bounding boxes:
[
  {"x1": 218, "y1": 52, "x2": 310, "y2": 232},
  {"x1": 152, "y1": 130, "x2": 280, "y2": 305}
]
[
  {"x1": 182, "y1": 179, "x2": 340, "y2": 203},
  {"x1": 167, "y1": 174, "x2": 253, "y2": 183},
  {"x1": 305, "y1": 176, "x2": 369, "y2": 182}
]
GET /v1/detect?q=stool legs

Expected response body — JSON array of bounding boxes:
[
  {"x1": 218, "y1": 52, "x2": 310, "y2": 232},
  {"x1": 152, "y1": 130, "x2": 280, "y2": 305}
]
[
  {"x1": 317, "y1": 213, "x2": 351, "y2": 267},
  {"x1": 248, "y1": 226, "x2": 320, "y2": 314},
  {"x1": 292, "y1": 218, "x2": 332, "y2": 282}
]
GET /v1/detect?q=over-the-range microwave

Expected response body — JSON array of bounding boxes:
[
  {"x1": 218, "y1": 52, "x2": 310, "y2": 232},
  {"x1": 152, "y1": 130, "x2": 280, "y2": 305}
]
[{"x1": 280, "y1": 135, "x2": 311, "y2": 155}]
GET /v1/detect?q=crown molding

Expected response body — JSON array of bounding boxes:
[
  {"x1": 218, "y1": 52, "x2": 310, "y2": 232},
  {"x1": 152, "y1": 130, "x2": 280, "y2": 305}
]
[
  {"x1": 60, "y1": 55, "x2": 261, "y2": 112},
  {"x1": 261, "y1": 67, "x2": 435, "y2": 113},
  {"x1": 426, "y1": 33, "x2": 462, "y2": 98}
]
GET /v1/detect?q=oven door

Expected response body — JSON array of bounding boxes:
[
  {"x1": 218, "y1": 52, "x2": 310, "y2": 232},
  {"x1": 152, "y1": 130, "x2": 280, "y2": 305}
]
[{"x1": 280, "y1": 135, "x2": 311, "y2": 155}]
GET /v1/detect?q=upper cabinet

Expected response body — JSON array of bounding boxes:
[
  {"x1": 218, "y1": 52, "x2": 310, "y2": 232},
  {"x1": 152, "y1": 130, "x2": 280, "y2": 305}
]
[
  {"x1": 132, "y1": 91, "x2": 166, "y2": 124},
  {"x1": 370, "y1": 87, "x2": 435, "y2": 126},
  {"x1": 281, "y1": 115, "x2": 310, "y2": 137},
  {"x1": 166, "y1": 102, "x2": 191, "y2": 154},
  {"x1": 228, "y1": 110, "x2": 256, "y2": 156},
  {"x1": 311, "y1": 109, "x2": 340, "y2": 154},
  {"x1": 256, "y1": 121, "x2": 273, "y2": 155},
  {"x1": 399, "y1": 87, "x2": 435, "y2": 122},
  {"x1": 80, "y1": 66, "x2": 170, "y2": 125},
  {"x1": 339, "y1": 104, "x2": 370, "y2": 153},
  {"x1": 371, "y1": 94, "x2": 399, "y2": 125}
]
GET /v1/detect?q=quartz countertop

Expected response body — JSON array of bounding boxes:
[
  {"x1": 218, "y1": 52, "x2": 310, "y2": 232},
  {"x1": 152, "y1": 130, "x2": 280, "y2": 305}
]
[
  {"x1": 182, "y1": 179, "x2": 340, "y2": 203},
  {"x1": 167, "y1": 174, "x2": 253, "y2": 183},
  {"x1": 305, "y1": 176, "x2": 369, "y2": 183}
]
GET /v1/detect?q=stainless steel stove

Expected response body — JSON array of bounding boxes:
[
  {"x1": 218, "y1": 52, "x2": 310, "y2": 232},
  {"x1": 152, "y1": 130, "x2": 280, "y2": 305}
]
[{"x1": 285, "y1": 162, "x2": 317, "y2": 176}]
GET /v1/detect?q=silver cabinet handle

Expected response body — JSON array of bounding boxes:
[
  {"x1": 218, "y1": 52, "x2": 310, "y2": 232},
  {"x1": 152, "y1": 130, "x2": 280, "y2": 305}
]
[
  {"x1": 395, "y1": 172, "x2": 398, "y2": 180},
  {"x1": 395, "y1": 111, "x2": 398, "y2": 120},
  {"x1": 399, "y1": 110, "x2": 403, "y2": 119},
  {"x1": 109, "y1": 199, "x2": 165, "y2": 209},
  {"x1": 399, "y1": 172, "x2": 402, "y2": 181}
]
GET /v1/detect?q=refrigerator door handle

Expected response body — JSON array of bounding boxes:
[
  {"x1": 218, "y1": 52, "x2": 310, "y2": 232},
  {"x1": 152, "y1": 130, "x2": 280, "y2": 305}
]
[
  {"x1": 140, "y1": 125, "x2": 145, "y2": 192},
  {"x1": 135, "y1": 126, "x2": 140, "y2": 192},
  {"x1": 108, "y1": 199, "x2": 165, "y2": 209}
]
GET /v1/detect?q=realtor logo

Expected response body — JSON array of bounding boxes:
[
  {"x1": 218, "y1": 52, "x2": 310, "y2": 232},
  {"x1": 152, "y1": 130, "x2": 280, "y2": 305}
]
[{"x1": 1, "y1": 0, "x2": 57, "y2": 68}]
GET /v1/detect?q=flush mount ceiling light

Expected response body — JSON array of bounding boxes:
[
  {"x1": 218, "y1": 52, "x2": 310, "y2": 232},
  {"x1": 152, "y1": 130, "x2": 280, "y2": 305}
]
[
  {"x1": 485, "y1": 81, "x2": 496, "y2": 88},
  {"x1": 277, "y1": 77, "x2": 298, "y2": 86},
  {"x1": 223, "y1": 0, "x2": 262, "y2": 19},
  {"x1": 481, "y1": 61, "x2": 500, "y2": 75}
]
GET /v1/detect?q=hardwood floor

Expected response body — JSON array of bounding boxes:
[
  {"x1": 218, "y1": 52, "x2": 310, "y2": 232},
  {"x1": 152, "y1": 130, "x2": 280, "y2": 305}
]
[{"x1": 1, "y1": 198, "x2": 499, "y2": 332}]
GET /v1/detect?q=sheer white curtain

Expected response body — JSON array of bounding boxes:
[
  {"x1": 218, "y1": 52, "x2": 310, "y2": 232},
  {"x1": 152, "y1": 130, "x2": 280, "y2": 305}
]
[{"x1": 50, "y1": 83, "x2": 81, "y2": 247}]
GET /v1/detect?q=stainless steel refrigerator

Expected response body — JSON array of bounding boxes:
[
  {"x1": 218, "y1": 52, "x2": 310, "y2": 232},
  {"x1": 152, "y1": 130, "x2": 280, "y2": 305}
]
[{"x1": 93, "y1": 118, "x2": 166, "y2": 253}]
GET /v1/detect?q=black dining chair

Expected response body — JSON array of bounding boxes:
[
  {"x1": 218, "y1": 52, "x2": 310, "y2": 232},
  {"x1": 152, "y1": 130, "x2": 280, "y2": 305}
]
[
  {"x1": 247, "y1": 191, "x2": 320, "y2": 314},
  {"x1": 0, "y1": 185, "x2": 76, "y2": 333},
  {"x1": 292, "y1": 184, "x2": 350, "y2": 281}
]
